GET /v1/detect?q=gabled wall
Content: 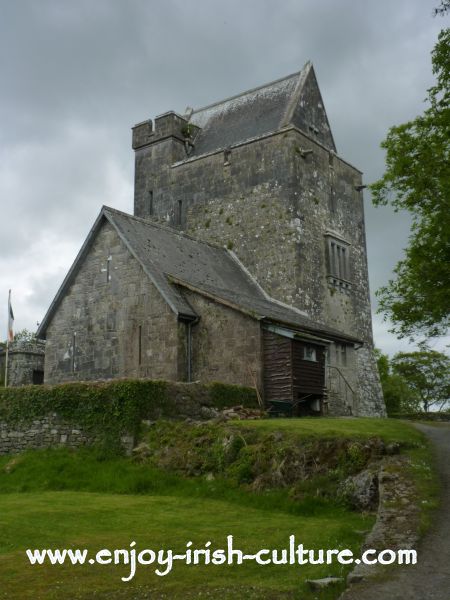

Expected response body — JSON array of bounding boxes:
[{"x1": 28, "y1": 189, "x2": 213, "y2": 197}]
[{"x1": 44, "y1": 221, "x2": 181, "y2": 384}]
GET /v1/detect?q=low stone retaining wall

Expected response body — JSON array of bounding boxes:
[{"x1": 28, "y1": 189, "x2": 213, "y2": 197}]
[
  {"x1": 0, "y1": 414, "x2": 96, "y2": 455},
  {"x1": 0, "y1": 380, "x2": 258, "y2": 455},
  {"x1": 339, "y1": 455, "x2": 420, "y2": 598},
  {"x1": 0, "y1": 415, "x2": 135, "y2": 455}
]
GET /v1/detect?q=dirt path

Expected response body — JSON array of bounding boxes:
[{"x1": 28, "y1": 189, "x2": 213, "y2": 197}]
[{"x1": 341, "y1": 423, "x2": 450, "y2": 600}]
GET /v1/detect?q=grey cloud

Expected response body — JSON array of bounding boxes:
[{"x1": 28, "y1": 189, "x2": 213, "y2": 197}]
[{"x1": 0, "y1": 0, "x2": 447, "y2": 353}]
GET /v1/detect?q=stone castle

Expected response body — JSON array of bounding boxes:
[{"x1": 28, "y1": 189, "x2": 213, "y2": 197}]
[{"x1": 35, "y1": 62, "x2": 385, "y2": 417}]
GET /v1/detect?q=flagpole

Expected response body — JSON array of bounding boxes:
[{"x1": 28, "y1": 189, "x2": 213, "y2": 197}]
[
  {"x1": 4, "y1": 339, "x2": 9, "y2": 388},
  {"x1": 5, "y1": 289, "x2": 12, "y2": 388}
]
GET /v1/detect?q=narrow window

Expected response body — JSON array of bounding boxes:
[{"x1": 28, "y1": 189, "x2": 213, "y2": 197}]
[
  {"x1": 341, "y1": 344, "x2": 347, "y2": 367},
  {"x1": 177, "y1": 200, "x2": 183, "y2": 227},
  {"x1": 143, "y1": 190, "x2": 153, "y2": 216},
  {"x1": 329, "y1": 153, "x2": 336, "y2": 212},
  {"x1": 147, "y1": 190, "x2": 154, "y2": 216},
  {"x1": 106, "y1": 255, "x2": 112, "y2": 282},
  {"x1": 72, "y1": 332, "x2": 76, "y2": 372},
  {"x1": 341, "y1": 247, "x2": 347, "y2": 279},
  {"x1": 336, "y1": 343, "x2": 347, "y2": 367},
  {"x1": 138, "y1": 325, "x2": 142, "y2": 366},
  {"x1": 325, "y1": 235, "x2": 351, "y2": 287},
  {"x1": 330, "y1": 242, "x2": 337, "y2": 276}
]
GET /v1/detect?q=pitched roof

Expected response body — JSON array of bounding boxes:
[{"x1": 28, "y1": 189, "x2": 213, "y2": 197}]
[
  {"x1": 37, "y1": 206, "x2": 360, "y2": 344},
  {"x1": 184, "y1": 61, "x2": 336, "y2": 158}
]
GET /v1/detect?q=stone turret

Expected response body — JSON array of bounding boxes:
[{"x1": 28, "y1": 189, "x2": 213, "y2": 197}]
[
  {"x1": 133, "y1": 112, "x2": 201, "y2": 224},
  {"x1": 0, "y1": 340, "x2": 45, "y2": 386}
]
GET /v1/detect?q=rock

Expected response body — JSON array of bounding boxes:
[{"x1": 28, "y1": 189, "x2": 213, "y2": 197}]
[
  {"x1": 132, "y1": 442, "x2": 151, "y2": 462},
  {"x1": 3, "y1": 456, "x2": 21, "y2": 473},
  {"x1": 386, "y1": 442, "x2": 401, "y2": 455},
  {"x1": 200, "y1": 406, "x2": 220, "y2": 419},
  {"x1": 307, "y1": 577, "x2": 344, "y2": 590},
  {"x1": 338, "y1": 468, "x2": 379, "y2": 510},
  {"x1": 347, "y1": 573, "x2": 365, "y2": 584}
]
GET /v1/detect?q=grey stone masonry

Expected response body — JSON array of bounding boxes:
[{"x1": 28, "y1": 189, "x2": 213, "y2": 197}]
[
  {"x1": 44, "y1": 220, "x2": 180, "y2": 384},
  {"x1": 183, "y1": 289, "x2": 263, "y2": 389},
  {"x1": 0, "y1": 340, "x2": 45, "y2": 387},
  {"x1": 0, "y1": 415, "x2": 96, "y2": 455},
  {"x1": 0, "y1": 381, "x2": 258, "y2": 455},
  {"x1": 131, "y1": 67, "x2": 385, "y2": 416}
]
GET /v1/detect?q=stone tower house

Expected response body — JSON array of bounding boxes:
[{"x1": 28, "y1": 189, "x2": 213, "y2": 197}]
[{"x1": 131, "y1": 63, "x2": 385, "y2": 416}]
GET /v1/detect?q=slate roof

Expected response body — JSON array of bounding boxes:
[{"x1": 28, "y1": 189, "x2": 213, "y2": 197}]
[
  {"x1": 37, "y1": 206, "x2": 361, "y2": 344},
  {"x1": 187, "y1": 63, "x2": 311, "y2": 157}
]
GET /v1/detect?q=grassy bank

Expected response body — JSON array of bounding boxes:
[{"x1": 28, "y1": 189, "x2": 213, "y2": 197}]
[{"x1": 0, "y1": 417, "x2": 438, "y2": 598}]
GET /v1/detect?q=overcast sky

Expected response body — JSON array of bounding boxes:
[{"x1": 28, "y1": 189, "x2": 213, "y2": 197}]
[{"x1": 0, "y1": 0, "x2": 447, "y2": 356}]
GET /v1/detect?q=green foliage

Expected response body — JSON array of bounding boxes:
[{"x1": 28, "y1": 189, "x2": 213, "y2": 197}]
[
  {"x1": 0, "y1": 446, "x2": 316, "y2": 517},
  {"x1": 207, "y1": 381, "x2": 257, "y2": 409},
  {"x1": 370, "y1": 28, "x2": 450, "y2": 339},
  {"x1": 375, "y1": 349, "x2": 420, "y2": 415},
  {"x1": 2, "y1": 328, "x2": 37, "y2": 344},
  {"x1": 13, "y1": 328, "x2": 37, "y2": 342},
  {"x1": 0, "y1": 379, "x2": 257, "y2": 455},
  {"x1": 142, "y1": 419, "x2": 418, "y2": 504},
  {"x1": 434, "y1": 0, "x2": 450, "y2": 17},
  {"x1": 181, "y1": 123, "x2": 196, "y2": 138},
  {"x1": 391, "y1": 347, "x2": 450, "y2": 412},
  {"x1": 382, "y1": 374, "x2": 419, "y2": 415},
  {"x1": 0, "y1": 418, "x2": 437, "y2": 598},
  {"x1": 238, "y1": 415, "x2": 427, "y2": 445},
  {"x1": 0, "y1": 379, "x2": 169, "y2": 455}
]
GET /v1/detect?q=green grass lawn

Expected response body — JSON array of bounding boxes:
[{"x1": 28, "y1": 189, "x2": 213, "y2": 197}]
[
  {"x1": 0, "y1": 491, "x2": 372, "y2": 599},
  {"x1": 233, "y1": 417, "x2": 426, "y2": 444},
  {"x1": 0, "y1": 417, "x2": 437, "y2": 599}
]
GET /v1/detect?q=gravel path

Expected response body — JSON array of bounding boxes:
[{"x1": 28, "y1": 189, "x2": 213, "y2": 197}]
[{"x1": 341, "y1": 423, "x2": 450, "y2": 600}]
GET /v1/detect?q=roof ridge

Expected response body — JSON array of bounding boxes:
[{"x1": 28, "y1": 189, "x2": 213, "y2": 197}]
[
  {"x1": 280, "y1": 61, "x2": 312, "y2": 128},
  {"x1": 102, "y1": 206, "x2": 231, "y2": 254},
  {"x1": 190, "y1": 64, "x2": 310, "y2": 118}
]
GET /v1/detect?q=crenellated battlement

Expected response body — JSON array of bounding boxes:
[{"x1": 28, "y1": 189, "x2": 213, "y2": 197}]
[{"x1": 132, "y1": 111, "x2": 200, "y2": 150}]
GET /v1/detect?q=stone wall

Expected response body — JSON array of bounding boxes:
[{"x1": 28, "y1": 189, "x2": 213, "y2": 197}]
[
  {"x1": 183, "y1": 290, "x2": 262, "y2": 389},
  {"x1": 132, "y1": 113, "x2": 385, "y2": 416},
  {"x1": 0, "y1": 414, "x2": 97, "y2": 455},
  {"x1": 0, "y1": 341, "x2": 45, "y2": 387},
  {"x1": 0, "y1": 381, "x2": 258, "y2": 455},
  {"x1": 44, "y1": 220, "x2": 181, "y2": 384}
]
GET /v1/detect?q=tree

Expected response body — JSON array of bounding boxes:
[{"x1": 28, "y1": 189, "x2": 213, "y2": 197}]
[
  {"x1": 391, "y1": 348, "x2": 450, "y2": 412},
  {"x1": 1, "y1": 329, "x2": 37, "y2": 346},
  {"x1": 375, "y1": 349, "x2": 420, "y2": 415},
  {"x1": 10, "y1": 328, "x2": 37, "y2": 342},
  {"x1": 434, "y1": 1, "x2": 450, "y2": 16},
  {"x1": 370, "y1": 27, "x2": 450, "y2": 339}
]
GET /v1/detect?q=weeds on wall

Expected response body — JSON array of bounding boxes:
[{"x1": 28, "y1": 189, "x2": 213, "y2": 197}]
[{"x1": 0, "y1": 379, "x2": 258, "y2": 456}]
